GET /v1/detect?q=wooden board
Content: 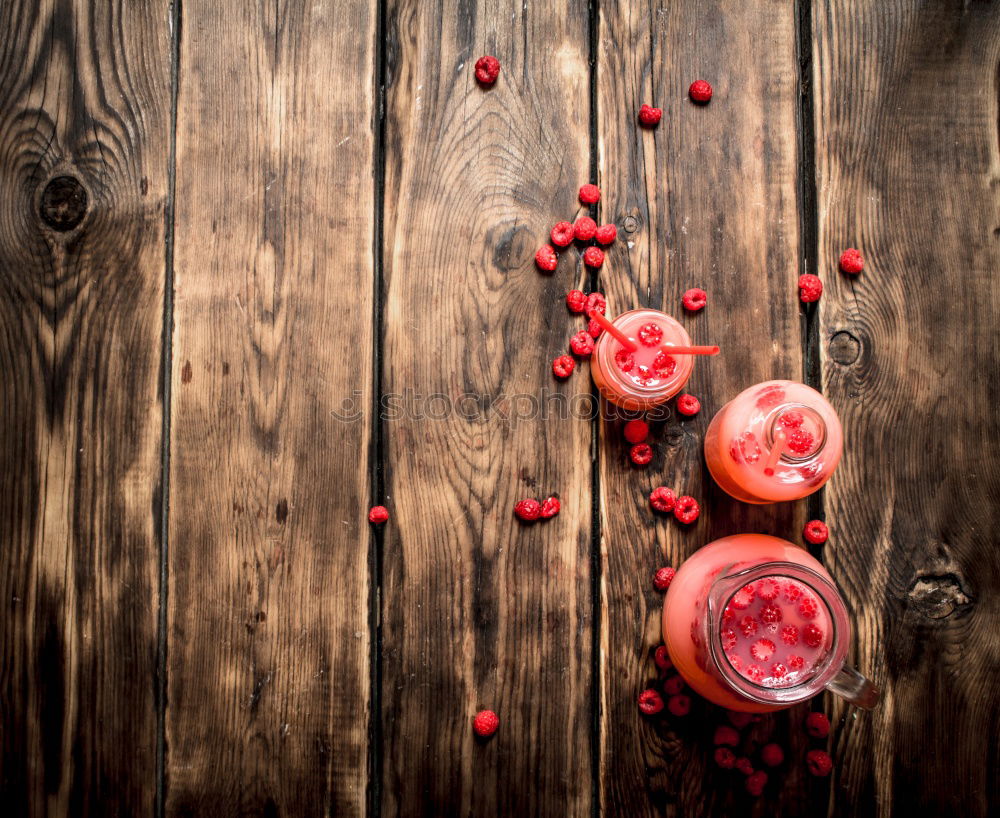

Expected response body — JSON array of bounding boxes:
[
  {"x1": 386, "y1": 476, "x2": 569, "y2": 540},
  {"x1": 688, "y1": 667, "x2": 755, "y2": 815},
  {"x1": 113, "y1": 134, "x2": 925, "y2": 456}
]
[
  {"x1": 166, "y1": 0, "x2": 377, "y2": 812},
  {"x1": 814, "y1": 3, "x2": 1000, "y2": 816},
  {"x1": 0, "y1": 0, "x2": 170, "y2": 813},
  {"x1": 379, "y1": 1, "x2": 593, "y2": 814},
  {"x1": 596, "y1": 3, "x2": 809, "y2": 814}
]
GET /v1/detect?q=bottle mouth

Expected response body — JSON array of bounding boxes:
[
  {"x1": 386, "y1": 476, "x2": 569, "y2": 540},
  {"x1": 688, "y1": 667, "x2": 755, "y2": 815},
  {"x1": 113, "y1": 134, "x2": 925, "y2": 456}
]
[
  {"x1": 595, "y1": 309, "x2": 693, "y2": 397},
  {"x1": 764, "y1": 403, "x2": 827, "y2": 463}
]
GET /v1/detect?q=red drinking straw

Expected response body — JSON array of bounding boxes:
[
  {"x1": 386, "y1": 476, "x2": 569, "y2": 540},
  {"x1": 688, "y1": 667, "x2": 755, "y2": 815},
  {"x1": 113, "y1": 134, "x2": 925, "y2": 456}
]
[
  {"x1": 658, "y1": 344, "x2": 721, "y2": 356},
  {"x1": 588, "y1": 310, "x2": 638, "y2": 352},
  {"x1": 763, "y1": 430, "x2": 787, "y2": 476}
]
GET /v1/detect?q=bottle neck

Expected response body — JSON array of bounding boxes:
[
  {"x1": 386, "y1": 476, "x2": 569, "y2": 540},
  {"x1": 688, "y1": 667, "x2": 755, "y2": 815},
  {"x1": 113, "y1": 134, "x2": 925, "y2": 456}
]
[{"x1": 764, "y1": 402, "x2": 828, "y2": 463}]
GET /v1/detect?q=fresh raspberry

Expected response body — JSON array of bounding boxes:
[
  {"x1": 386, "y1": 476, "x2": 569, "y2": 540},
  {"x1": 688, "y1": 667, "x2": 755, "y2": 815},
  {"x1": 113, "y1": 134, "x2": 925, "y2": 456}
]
[
  {"x1": 799, "y1": 597, "x2": 819, "y2": 620},
  {"x1": 653, "y1": 566, "x2": 676, "y2": 591},
  {"x1": 735, "y1": 757, "x2": 754, "y2": 776},
  {"x1": 624, "y1": 419, "x2": 649, "y2": 444},
  {"x1": 587, "y1": 319, "x2": 604, "y2": 338},
  {"x1": 682, "y1": 287, "x2": 707, "y2": 311},
  {"x1": 750, "y1": 639, "x2": 776, "y2": 662},
  {"x1": 368, "y1": 505, "x2": 389, "y2": 524},
  {"x1": 673, "y1": 495, "x2": 699, "y2": 524},
  {"x1": 630, "y1": 443, "x2": 653, "y2": 465},
  {"x1": 798, "y1": 273, "x2": 823, "y2": 303},
  {"x1": 663, "y1": 674, "x2": 685, "y2": 696},
  {"x1": 761, "y1": 743, "x2": 784, "y2": 767},
  {"x1": 637, "y1": 689, "x2": 664, "y2": 715},
  {"x1": 638, "y1": 104, "x2": 662, "y2": 126},
  {"x1": 779, "y1": 410, "x2": 804, "y2": 428},
  {"x1": 638, "y1": 322, "x2": 663, "y2": 346},
  {"x1": 745, "y1": 664, "x2": 765, "y2": 683},
  {"x1": 738, "y1": 616, "x2": 759, "y2": 638},
  {"x1": 806, "y1": 749, "x2": 833, "y2": 777},
  {"x1": 595, "y1": 223, "x2": 617, "y2": 244},
  {"x1": 805, "y1": 712, "x2": 831, "y2": 738},
  {"x1": 514, "y1": 498, "x2": 541, "y2": 521},
  {"x1": 803, "y1": 519, "x2": 829, "y2": 544},
  {"x1": 756, "y1": 578, "x2": 780, "y2": 601},
  {"x1": 474, "y1": 56, "x2": 500, "y2": 86},
  {"x1": 787, "y1": 429, "x2": 816, "y2": 455},
  {"x1": 566, "y1": 289, "x2": 587, "y2": 313},
  {"x1": 535, "y1": 244, "x2": 558, "y2": 272},
  {"x1": 713, "y1": 725, "x2": 740, "y2": 747},
  {"x1": 839, "y1": 248, "x2": 865, "y2": 274},
  {"x1": 667, "y1": 694, "x2": 691, "y2": 716},
  {"x1": 540, "y1": 496, "x2": 560, "y2": 518},
  {"x1": 570, "y1": 331, "x2": 595, "y2": 356},
  {"x1": 616, "y1": 350, "x2": 635, "y2": 372},
  {"x1": 689, "y1": 79, "x2": 713, "y2": 103},
  {"x1": 676, "y1": 394, "x2": 701, "y2": 416},
  {"x1": 803, "y1": 623, "x2": 823, "y2": 648},
  {"x1": 649, "y1": 487, "x2": 677, "y2": 513},
  {"x1": 746, "y1": 770, "x2": 768, "y2": 796},
  {"x1": 714, "y1": 747, "x2": 737, "y2": 769},
  {"x1": 787, "y1": 654, "x2": 805, "y2": 670},
  {"x1": 782, "y1": 581, "x2": 804, "y2": 604},
  {"x1": 770, "y1": 662, "x2": 788, "y2": 680},
  {"x1": 653, "y1": 645, "x2": 672, "y2": 673},
  {"x1": 585, "y1": 292, "x2": 607, "y2": 315},
  {"x1": 730, "y1": 584, "x2": 756, "y2": 610},
  {"x1": 721, "y1": 628, "x2": 737, "y2": 651},
  {"x1": 759, "y1": 603, "x2": 783, "y2": 624},
  {"x1": 473, "y1": 709, "x2": 500, "y2": 737},
  {"x1": 583, "y1": 246, "x2": 604, "y2": 268},
  {"x1": 573, "y1": 217, "x2": 597, "y2": 241},
  {"x1": 652, "y1": 352, "x2": 676, "y2": 376},
  {"x1": 781, "y1": 625, "x2": 799, "y2": 646},
  {"x1": 727, "y1": 710, "x2": 754, "y2": 729},
  {"x1": 552, "y1": 354, "x2": 575, "y2": 379},
  {"x1": 550, "y1": 221, "x2": 575, "y2": 247},
  {"x1": 579, "y1": 183, "x2": 601, "y2": 204}
]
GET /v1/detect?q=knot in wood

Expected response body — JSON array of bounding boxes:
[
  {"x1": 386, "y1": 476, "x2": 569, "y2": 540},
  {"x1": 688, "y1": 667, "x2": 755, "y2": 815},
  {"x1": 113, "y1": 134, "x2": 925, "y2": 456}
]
[
  {"x1": 829, "y1": 330, "x2": 861, "y2": 365},
  {"x1": 907, "y1": 574, "x2": 972, "y2": 619},
  {"x1": 40, "y1": 175, "x2": 88, "y2": 231}
]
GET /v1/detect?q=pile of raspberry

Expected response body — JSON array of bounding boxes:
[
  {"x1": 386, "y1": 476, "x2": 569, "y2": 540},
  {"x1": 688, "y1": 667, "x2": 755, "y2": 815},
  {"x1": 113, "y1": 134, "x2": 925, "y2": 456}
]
[
  {"x1": 797, "y1": 248, "x2": 866, "y2": 305},
  {"x1": 535, "y1": 184, "x2": 616, "y2": 278}
]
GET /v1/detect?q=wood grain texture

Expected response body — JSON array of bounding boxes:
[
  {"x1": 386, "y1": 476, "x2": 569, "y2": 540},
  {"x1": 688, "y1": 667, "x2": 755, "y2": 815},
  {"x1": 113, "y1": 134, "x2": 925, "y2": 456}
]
[
  {"x1": 166, "y1": 0, "x2": 376, "y2": 813},
  {"x1": 380, "y1": 1, "x2": 593, "y2": 814},
  {"x1": 0, "y1": 0, "x2": 170, "y2": 814},
  {"x1": 597, "y1": 2, "x2": 811, "y2": 815},
  {"x1": 814, "y1": 3, "x2": 1000, "y2": 815}
]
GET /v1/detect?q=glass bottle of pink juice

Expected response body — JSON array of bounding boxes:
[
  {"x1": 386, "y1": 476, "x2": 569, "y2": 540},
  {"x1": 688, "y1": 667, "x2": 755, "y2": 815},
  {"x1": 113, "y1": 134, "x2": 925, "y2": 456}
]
[
  {"x1": 704, "y1": 380, "x2": 843, "y2": 503},
  {"x1": 662, "y1": 534, "x2": 879, "y2": 712}
]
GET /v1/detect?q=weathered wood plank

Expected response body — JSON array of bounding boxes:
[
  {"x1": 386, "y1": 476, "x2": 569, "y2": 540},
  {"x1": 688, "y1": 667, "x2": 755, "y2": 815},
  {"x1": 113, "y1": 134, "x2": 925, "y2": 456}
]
[
  {"x1": 597, "y1": 3, "x2": 807, "y2": 814},
  {"x1": 380, "y1": 1, "x2": 593, "y2": 814},
  {"x1": 814, "y1": 3, "x2": 1000, "y2": 816},
  {"x1": 166, "y1": 0, "x2": 377, "y2": 812},
  {"x1": 0, "y1": 0, "x2": 171, "y2": 813}
]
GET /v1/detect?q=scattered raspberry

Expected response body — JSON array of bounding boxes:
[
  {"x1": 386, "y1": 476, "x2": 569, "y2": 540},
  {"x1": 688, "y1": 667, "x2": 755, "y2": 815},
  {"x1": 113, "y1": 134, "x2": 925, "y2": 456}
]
[
  {"x1": 579, "y1": 183, "x2": 601, "y2": 204},
  {"x1": 550, "y1": 221, "x2": 575, "y2": 248},
  {"x1": 798, "y1": 273, "x2": 823, "y2": 303},
  {"x1": 781, "y1": 625, "x2": 799, "y2": 646},
  {"x1": 624, "y1": 419, "x2": 649, "y2": 444},
  {"x1": 630, "y1": 443, "x2": 653, "y2": 465},
  {"x1": 839, "y1": 248, "x2": 865, "y2": 274},
  {"x1": 803, "y1": 519, "x2": 829, "y2": 545},
  {"x1": 735, "y1": 757, "x2": 754, "y2": 776},
  {"x1": 638, "y1": 689, "x2": 664, "y2": 715},
  {"x1": 721, "y1": 628, "x2": 737, "y2": 651},
  {"x1": 805, "y1": 712, "x2": 831, "y2": 738},
  {"x1": 770, "y1": 662, "x2": 788, "y2": 680},
  {"x1": 756, "y1": 578, "x2": 780, "y2": 601},
  {"x1": 745, "y1": 664, "x2": 765, "y2": 683},
  {"x1": 745, "y1": 770, "x2": 768, "y2": 796},
  {"x1": 714, "y1": 747, "x2": 737, "y2": 769},
  {"x1": 787, "y1": 429, "x2": 815, "y2": 455},
  {"x1": 653, "y1": 566, "x2": 676, "y2": 591},
  {"x1": 682, "y1": 287, "x2": 707, "y2": 311},
  {"x1": 760, "y1": 603, "x2": 783, "y2": 624},
  {"x1": 650, "y1": 487, "x2": 677, "y2": 513},
  {"x1": 368, "y1": 505, "x2": 389, "y2": 524},
  {"x1": 779, "y1": 410, "x2": 804, "y2": 428},
  {"x1": 566, "y1": 289, "x2": 587, "y2": 313},
  {"x1": 535, "y1": 244, "x2": 558, "y2": 272},
  {"x1": 585, "y1": 292, "x2": 607, "y2": 315},
  {"x1": 799, "y1": 597, "x2": 819, "y2": 620},
  {"x1": 540, "y1": 496, "x2": 560, "y2": 518},
  {"x1": 638, "y1": 104, "x2": 663, "y2": 126},
  {"x1": 583, "y1": 246, "x2": 604, "y2": 268},
  {"x1": 761, "y1": 743, "x2": 784, "y2": 767},
  {"x1": 713, "y1": 726, "x2": 740, "y2": 747},
  {"x1": 673, "y1": 495, "x2": 700, "y2": 524},
  {"x1": 638, "y1": 322, "x2": 663, "y2": 346},
  {"x1": 595, "y1": 223, "x2": 617, "y2": 244},
  {"x1": 806, "y1": 749, "x2": 833, "y2": 777},
  {"x1": 473, "y1": 709, "x2": 499, "y2": 737},
  {"x1": 652, "y1": 351, "x2": 676, "y2": 376},
  {"x1": 552, "y1": 355, "x2": 575, "y2": 379},
  {"x1": 653, "y1": 645, "x2": 672, "y2": 673},
  {"x1": 727, "y1": 710, "x2": 754, "y2": 729},
  {"x1": 570, "y1": 331, "x2": 595, "y2": 356},
  {"x1": 738, "y1": 616, "x2": 759, "y2": 638},
  {"x1": 663, "y1": 674, "x2": 685, "y2": 696},
  {"x1": 616, "y1": 350, "x2": 635, "y2": 372},
  {"x1": 676, "y1": 394, "x2": 701, "y2": 416},
  {"x1": 573, "y1": 217, "x2": 597, "y2": 241},
  {"x1": 750, "y1": 639, "x2": 776, "y2": 663},
  {"x1": 787, "y1": 654, "x2": 804, "y2": 670},
  {"x1": 803, "y1": 623, "x2": 823, "y2": 648},
  {"x1": 689, "y1": 79, "x2": 713, "y2": 103},
  {"x1": 667, "y1": 694, "x2": 691, "y2": 716},
  {"x1": 730, "y1": 584, "x2": 756, "y2": 610},
  {"x1": 587, "y1": 319, "x2": 604, "y2": 338},
  {"x1": 474, "y1": 56, "x2": 500, "y2": 86},
  {"x1": 514, "y1": 498, "x2": 541, "y2": 521}
]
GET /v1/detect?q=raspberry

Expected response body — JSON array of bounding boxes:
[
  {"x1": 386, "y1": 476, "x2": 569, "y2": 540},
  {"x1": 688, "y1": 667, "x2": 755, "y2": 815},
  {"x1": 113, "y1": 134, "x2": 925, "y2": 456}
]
[
  {"x1": 566, "y1": 289, "x2": 587, "y2": 313},
  {"x1": 570, "y1": 217, "x2": 595, "y2": 242},
  {"x1": 473, "y1": 708, "x2": 500, "y2": 737},
  {"x1": 799, "y1": 597, "x2": 819, "y2": 620},
  {"x1": 738, "y1": 616, "x2": 759, "y2": 638},
  {"x1": 550, "y1": 221, "x2": 575, "y2": 248},
  {"x1": 652, "y1": 352, "x2": 676, "y2": 376},
  {"x1": 722, "y1": 605, "x2": 735, "y2": 624},
  {"x1": 552, "y1": 355, "x2": 575, "y2": 379},
  {"x1": 689, "y1": 79, "x2": 713, "y2": 103},
  {"x1": 750, "y1": 639, "x2": 776, "y2": 662},
  {"x1": 798, "y1": 273, "x2": 823, "y2": 303},
  {"x1": 667, "y1": 694, "x2": 691, "y2": 716},
  {"x1": 803, "y1": 519, "x2": 829, "y2": 544},
  {"x1": 759, "y1": 603, "x2": 783, "y2": 624},
  {"x1": 730, "y1": 584, "x2": 756, "y2": 610},
  {"x1": 714, "y1": 747, "x2": 737, "y2": 769},
  {"x1": 735, "y1": 757, "x2": 754, "y2": 776},
  {"x1": 630, "y1": 443, "x2": 653, "y2": 465},
  {"x1": 770, "y1": 662, "x2": 788, "y2": 680},
  {"x1": 540, "y1": 496, "x2": 560, "y2": 518},
  {"x1": 583, "y1": 246, "x2": 604, "y2": 268},
  {"x1": 755, "y1": 384, "x2": 786, "y2": 408},
  {"x1": 535, "y1": 244, "x2": 558, "y2": 272},
  {"x1": 653, "y1": 566, "x2": 676, "y2": 591},
  {"x1": 624, "y1": 419, "x2": 649, "y2": 444},
  {"x1": 676, "y1": 394, "x2": 700, "y2": 416},
  {"x1": 713, "y1": 725, "x2": 740, "y2": 747},
  {"x1": 721, "y1": 628, "x2": 737, "y2": 651},
  {"x1": 474, "y1": 56, "x2": 500, "y2": 86},
  {"x1": 653, "y1": 645, "x2": 672, "y2": 673},
  {"x1": 514, "y1": 498, "x2": 541, "y2": 521},
  {"x1": 615, "y1": 350, "x2": 635, "y2": 372},
  {"x1": 673, "y1": 495, "x2": 699, "y2": 524},
  {"x1": 727, "y1": 710, "x2": 753, "y2": 729},
  {"x1": 745, "y1": 770, "x2": 768, "y2": 796},
  {"x1": 638, "y1": 322, "x2": 663, "y2": 346},
  {"x1": 585, "y1": 292, "x2": 607, "y2": 315},
  {"x1": 839, "y1": 248, "x2": 864, "y2": 274},
  {"x1": 570, "y1": 331, "x2": 595, "y2": 356},
  {"x1": 682, "y1": 287, "x2": 707, "y2": 311},
  {"x1": 587, "y1": 319, "x2": 604, "y2": 338},
  {"x1": 368, "y1": 505, "x2": 389, "y2": 524},
  {"x1": 649, "y1": 487, "x2": 676, "y2": 512},
  {"x1": 787, "y1": 429, "x2": 815, "y2": 455},
  {"x1": 663, "y1": 674, "x2": 685, "y2": 695},
  {"x1": 638, "y1": 104, "x2": 662, "y2": 126},
  {"x1": 782, "y1": 581, "x2": 804, "y2": 604},
  {"x1": 787, "y1": 654, "x2": 804, "y2": 670},
  {"x1": 781, "y1": 625, "x2": 799, "y2": 646},
  {"x1": 727, "y1": 654, "x2": 742, "y2": 671},
  {"x1": 637, "y1": 689, "x2": 664, "y2": 715},
  {"x1": 779, "y1": 410, "x2": 804, "y2": 428},
  {"x1": 803, "y1": 623, "x2": 823, "y2": 648},
  {"x1": 806, "y1": 749, "x2": 833, "y2": 777},
  {"x1": 579, "y1": 183, "x2": 601, "y2": 204},
  {"x1": 761, "y1": 743, "x2": 784, "y2": 767},
  {"x1": 745, "y1": 664, "x2": 765, "y2": 683},
  {"x1": 805, "y1": 712, "x2": 831, "y2": 738},
  {"x1": 756, "y1": 578, "x2": 780, "y2": 601},
  {"x1": 595, "y1": 223, "x2": 617, "y2": 244}
]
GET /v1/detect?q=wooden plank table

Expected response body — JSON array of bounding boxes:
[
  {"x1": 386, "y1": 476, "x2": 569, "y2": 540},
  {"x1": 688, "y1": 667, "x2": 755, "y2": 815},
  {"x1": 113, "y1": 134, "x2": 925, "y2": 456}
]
[{"x1": 1, "y1": 1, "x2": 996, "y2": 815}]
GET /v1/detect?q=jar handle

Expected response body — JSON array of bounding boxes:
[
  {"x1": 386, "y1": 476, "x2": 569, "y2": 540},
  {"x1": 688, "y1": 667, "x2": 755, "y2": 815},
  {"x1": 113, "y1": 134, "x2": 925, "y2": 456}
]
[{"x1": 825, "y1": 663, "x2": 880, "y2": 709}]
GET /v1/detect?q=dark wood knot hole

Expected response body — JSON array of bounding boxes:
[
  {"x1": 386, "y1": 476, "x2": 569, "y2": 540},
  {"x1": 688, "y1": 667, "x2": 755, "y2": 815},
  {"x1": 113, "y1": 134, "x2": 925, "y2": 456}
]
[
  {"x1": 829, "y1": 330, "x2": 861, "y2": 365},
  {"x1": 40, "y1": 175, "x2": 88, "y2": 231}
]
